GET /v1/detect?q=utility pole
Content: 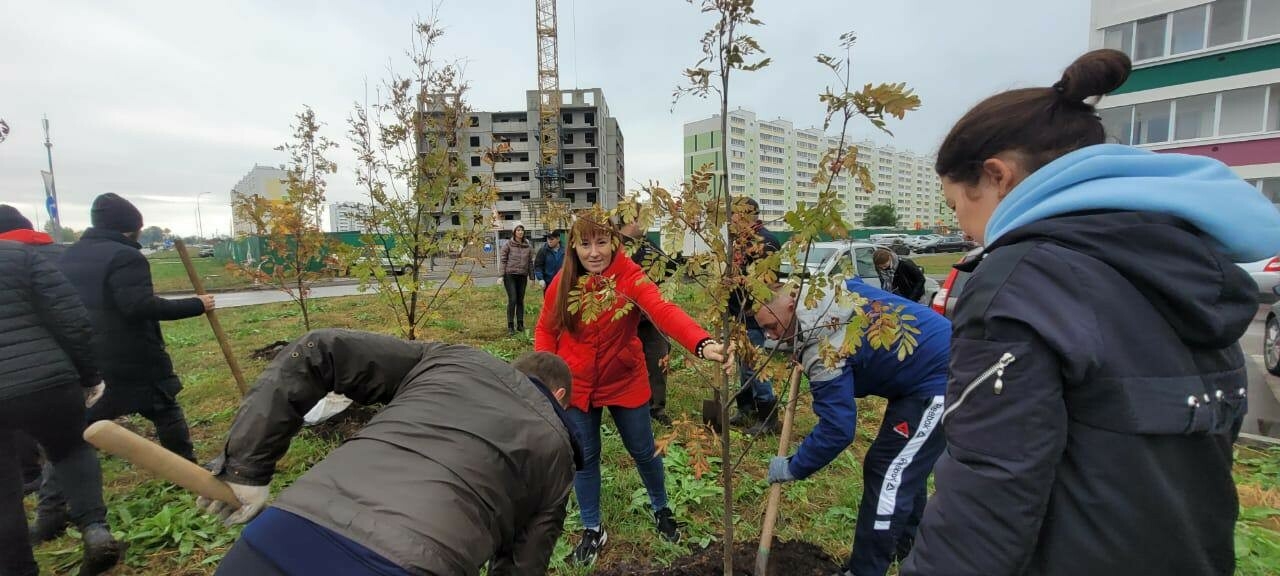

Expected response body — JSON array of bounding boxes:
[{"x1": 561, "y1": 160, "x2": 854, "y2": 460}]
[
  {"x1": 196, "y1": 191, "x2": 211, "y2": 240},
  {"x1": 42, "y1": 115, "x2": 62, "y2": 240}
]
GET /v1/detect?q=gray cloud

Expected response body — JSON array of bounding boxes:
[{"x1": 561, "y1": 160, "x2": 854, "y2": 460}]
[{"x1": 0, "y1": 0, "x2": 1088, "y2": 236}]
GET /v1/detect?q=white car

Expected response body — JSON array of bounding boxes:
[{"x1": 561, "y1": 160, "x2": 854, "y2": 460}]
[
  {"x1": 779, "y1": 240, "x2": 939, "y2": 305},
  {"x1": 1239, "y1": 255, "x2": 1280, "y2": 302}
]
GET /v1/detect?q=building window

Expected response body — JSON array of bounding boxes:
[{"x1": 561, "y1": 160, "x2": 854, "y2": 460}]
[
  {"x1": 1174, "y1": 93, "x2": 1216, "y2": 140},
  {"x1": 585, "y1": 112, "x2": 595, "y2": 126},
  {"x1": 564, "y1": 152, "x2": 573, "y2": 165},
  {"x1": 451, "y1": 214, "x2": 461, "y2": 225},
  {"x1": 587, "y1": 192, "x2": 597, "y2": 203},
  {"x1": 468, "y1": 116, "x2": 479, "y2": 127},
  {"x1": 586, "y1": 172, "x2": 596, "y2": 186},
  {"x1": 562, "y1": 133, "x2": 572, "y2": 145},
  {"x1": 562, "y1": 113, "x2": 572, "y2": 124},
  {"x1": 1220, "y1": 86, "x2": 1267, "y2": 134},
  {"x1": 1135, "y1": 15, "x2": 1167, "y2": 60},
  {"x1": 521, "y1": 175, "x2": 529, "y2": 181},
  {"x1": 471, "y1": 156, "x2": 482, "y2": 167},
  {"x1": 1251, "y1": 0, "x2": 1280, "y2": 39},
  {"x1": 469, "y1": 136, "x2": 480, "y2": 147},
  {"x1": 731, "y1": 138, "x2": 745, "y2": 148},
  {"x1": 1134, "y1": 101, "x2": 1170, "y2": 144},
  {"x1": 1210, "y1": 0, "x2": 1247, "y2": 46},
  {"x1": 731, "y1": 126, "x2": 746, "y2": 135},
  {"x1": 1269, "y1": 85, "x2": 1280, "y2": 131},
  {"x1": 586, "y1": 152, "x2": 596, "y2": 166},
  {"x1": 1170, "y1": 5, "x2": 1208, "y2": 55},
  {"x1": 565, "y1": 172, "x2": 575, "y2": 183},
  {"x1": 471, "y1": 175, "x2": 481, "y2": 184},
  {"x1": 585, "y1": 132, "x2": 595, "y2": 145}
]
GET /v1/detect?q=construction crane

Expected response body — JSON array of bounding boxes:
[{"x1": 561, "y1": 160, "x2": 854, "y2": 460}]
[{"x1": 533, "y1": 0, "x2": 564, "y2": 211}]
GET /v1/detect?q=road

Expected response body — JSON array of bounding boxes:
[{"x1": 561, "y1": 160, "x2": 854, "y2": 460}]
[{"x1": 168, "y1": 275, "x2": 500, "y2": 309}]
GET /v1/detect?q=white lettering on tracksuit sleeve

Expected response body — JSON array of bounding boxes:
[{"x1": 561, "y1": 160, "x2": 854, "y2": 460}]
[{"x1": 873, "y1": 395, "x2": 945, "y2": 530}]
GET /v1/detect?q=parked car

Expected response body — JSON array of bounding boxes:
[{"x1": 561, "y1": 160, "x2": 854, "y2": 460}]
[
  {"x1": 919, "y1": 235, "x2": 977, "y2": 253},
  {"x1": 332, "y1": 248, "x2": 413, "y2": 277},
  {"x1": 1240, "y1": 255, "x2": 1280, "y2": 303},
  {"x1": 197, "y1": 246, "x2": 215, "y2": 258},
  {"x1": 906, "y1": 234, "x2": 941, "y2": 251},
  {"x1": 779, "y1": 240, "x2": 938, "y2": 305}
]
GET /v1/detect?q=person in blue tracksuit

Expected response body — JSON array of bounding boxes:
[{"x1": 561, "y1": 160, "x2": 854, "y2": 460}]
[{"x1": 753, "y1": 278, "x2": 950, "y2": 576}]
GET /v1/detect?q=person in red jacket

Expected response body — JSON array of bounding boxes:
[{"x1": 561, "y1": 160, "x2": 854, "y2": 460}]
[{"x1": 535, "y1": 214, "x2": 728, "y2": 566}]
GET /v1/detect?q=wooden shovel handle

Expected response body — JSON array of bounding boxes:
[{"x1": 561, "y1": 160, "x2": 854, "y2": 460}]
[
  {"x1": 756, "y1": 364, "x2": 805, "y2": 575},
  {"x1": 174, "y1": 238, "x2": 247, "y2": 395}
]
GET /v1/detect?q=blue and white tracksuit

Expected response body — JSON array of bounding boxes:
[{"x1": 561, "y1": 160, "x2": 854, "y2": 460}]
[{"x1": 788, "y1": 279, "x2": 950, "y2": 576}]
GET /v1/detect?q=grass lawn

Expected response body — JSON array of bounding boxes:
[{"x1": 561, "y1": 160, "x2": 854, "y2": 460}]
[
  {"x1": 27, "y1": 284, "x2": 1280, "y2": 575},
  {"x1": 905, "y1": 253, "x2": 967, "y2": 276},
  {"x1": 148, "y1": 250, "x2": 253, "y2": 294}
]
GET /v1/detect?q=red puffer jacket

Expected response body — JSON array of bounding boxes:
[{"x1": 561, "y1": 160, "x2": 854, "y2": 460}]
[{"x1": 535, "y1": 254, "x2": 710, "y2": 412}]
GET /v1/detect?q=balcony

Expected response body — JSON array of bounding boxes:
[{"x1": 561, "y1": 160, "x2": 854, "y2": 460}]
[
  {"x1": 491, "y1": 121, "x2": 529, "y2": 134},
  {"x1": 495, "y1": 181, "x2": 532, "y2": 192},
  {"x1": 496, "y1": 200, "x2": 525, "y2": 212},
  {"x1": 563, "y1": 140, "x2": 598, "y2": 149},
  {"x1": 564, "y1": 179, "x2": 600, "y2": 190}
]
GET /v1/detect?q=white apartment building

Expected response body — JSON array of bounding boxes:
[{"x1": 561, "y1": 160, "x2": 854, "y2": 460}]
[
  {"x1": 329, "y1": 201, "x2": 370, "y2": 233},
  {"x1": 230, "y1": 164, "x2": 287, "y2": 235},
  {"x1": 683, "y1": 109, "x2": 954, "y2": 230}
]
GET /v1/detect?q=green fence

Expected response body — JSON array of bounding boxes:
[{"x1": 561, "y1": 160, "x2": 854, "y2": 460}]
[{"x1": 213, "y1": 232, "x2": 392, "y2": 272}]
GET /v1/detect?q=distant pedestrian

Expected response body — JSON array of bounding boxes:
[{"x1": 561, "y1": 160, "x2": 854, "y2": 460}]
[
  {"x1": 501, "y1": 222, "x2": 534, "y2": 334},
  {"x1": 872, "y1": 248, "x2": 926, "y2": 302},
  {"x1": 0, "y1": 205, "x2": 121, "y2": 576},
  {"x1": 533, "y1": 229, "x2": 565, "y2": 290},
  {"x1": 535, "y1": 213, "x2": 730, "y2": 566},
  {"x1": 901, "y1": 49, "x2": 1280, "y2": 576},
  {"x1": 33, "y1": 193, "x2": 215, "y2": 544}
]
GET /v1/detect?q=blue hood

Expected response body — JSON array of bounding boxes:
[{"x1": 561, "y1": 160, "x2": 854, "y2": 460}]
[{"x1": 985, "y1": 144, "x2": 1280, "y2": 263}]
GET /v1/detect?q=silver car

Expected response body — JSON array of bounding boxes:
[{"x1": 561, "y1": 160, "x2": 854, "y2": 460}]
[
  {"x1": 778, "y1": 240, "x2": 939, "y2": 304},
  {"x1": 1266, "y1": 285, "x2": 1280, "y2": 376},
  {"x1": 1240, "y1": 255, "x2": 1280, "y2": 303}
]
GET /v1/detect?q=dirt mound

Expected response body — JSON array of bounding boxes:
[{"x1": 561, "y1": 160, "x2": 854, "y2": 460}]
[
  {"x1": 250, "y1": 340, "x2": 292, "y2": 361},
  {"x1": 597, "y1": 540, "x2": 840, "y2": 576},
  {"x1": 305, "y1": 404, "x2": 379, "y2": 442}
]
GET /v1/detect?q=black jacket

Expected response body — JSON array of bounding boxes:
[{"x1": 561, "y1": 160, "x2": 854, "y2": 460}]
[
  {"x1": 728, "y1": 222, "x2": 781, "y2": 325},
  {"x1": 884, "y1": 257, "x2": 926, "y2": 302},
  {"x1": 903, "y1": 211, "x2": 1252, "y2": 576},
  {"x1": 215, "y1": 329, "x2": 579, "y2": 576},
  {"x1": 0, "y1": 239, "x2": 98, "y2": 400},
  {"x1": 59, "y1": 228, "x2": 205, "y2": 388}
]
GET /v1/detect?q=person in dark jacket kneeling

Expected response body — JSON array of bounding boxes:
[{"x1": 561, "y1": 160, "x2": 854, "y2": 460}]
[
  {"x1": 32, "y1": 193, "x2": 215, "y2": 543},
  {"x1": 901, "y1": 50, "x2": 1280, "y2": 576},
  {"x1": 755, "y1": 278, "x2": 950, "y2": 576},
  {"x1": 201, "y1": 329, "x2": 581, "y2": 576},
  {"x1": 0, "y1": 205, "x2": 121, "y2": 576}
]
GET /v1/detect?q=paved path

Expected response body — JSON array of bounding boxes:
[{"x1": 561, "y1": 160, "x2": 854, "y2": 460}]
[{"x1": 167, "y1": 274, "x2": 500, "y2": 309}]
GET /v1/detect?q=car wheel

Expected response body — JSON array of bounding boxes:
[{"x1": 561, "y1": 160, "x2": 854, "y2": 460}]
[{"x1": 1267, "y1": 315, "x2": 1280, "y2": 376}]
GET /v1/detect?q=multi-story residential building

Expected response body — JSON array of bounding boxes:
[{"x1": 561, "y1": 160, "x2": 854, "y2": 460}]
[
  {"x1": 1092, "y1": 0, "x2": 1280, "y2": 208},
  {"x1": 457, "y1": 88, "x2": 624, "y2": 239},
  {"x1": 683, "y1": 109, "x2": 954, "y2": 230},
  {"x1": 230, "y1": 164, "x2": 287, "y2": 235},
  {"x1": 329, "y1": 201, "x2": 370, "y2": 233}
]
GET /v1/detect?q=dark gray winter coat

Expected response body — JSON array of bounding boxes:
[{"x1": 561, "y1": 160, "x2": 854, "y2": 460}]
[
  {"x1": 214, "y1": 329, "x2": 579, "y2": 576},
  {"x1": 0, "y1": 237, "x2": 97, "y2": 400}
]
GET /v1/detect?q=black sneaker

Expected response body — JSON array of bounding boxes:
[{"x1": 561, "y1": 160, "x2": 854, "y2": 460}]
[
  {"x1": 654, "y1": 507, "x2": 680, "y2": 543},
  {"x1": 571, "y1": 527, "x2": 608, "y2": 566},
  {"x1": 651, "y1": 410, "x2": 672, "y2": 427},
  {"x1": 29, "y1": 507, "x2": 70, "y2": 544}
]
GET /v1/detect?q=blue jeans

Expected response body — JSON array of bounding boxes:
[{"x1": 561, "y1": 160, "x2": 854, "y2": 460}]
[
  {"x1": 566, "y1": 404, "x2": 668, "y2": 529},
  {"x1": 737, "y1": 327, "x2": 777, "y2": 413}
]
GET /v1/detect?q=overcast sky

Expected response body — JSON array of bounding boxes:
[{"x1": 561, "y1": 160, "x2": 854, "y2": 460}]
[{"x1": 0, "y1": 0, "x2": 1090, "y2": 236}]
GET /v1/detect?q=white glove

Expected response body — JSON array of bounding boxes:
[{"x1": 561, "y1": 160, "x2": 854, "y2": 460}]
[
  {"x1": 84, "y1": 382, "x2": 105, "y2": 408},
  {"x1": 197, "y1": 482, "x2": 271, "y2": 526}
]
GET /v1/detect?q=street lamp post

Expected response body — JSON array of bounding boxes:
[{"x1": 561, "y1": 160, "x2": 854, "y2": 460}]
[{"x1": 196, "y1": 191, "x2": 211, "y2": 241}]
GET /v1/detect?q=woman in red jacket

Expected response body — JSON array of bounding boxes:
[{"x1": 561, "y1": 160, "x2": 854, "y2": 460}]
[{"x1": 535, "y1": 214, "x2": 727, "y2": 566}]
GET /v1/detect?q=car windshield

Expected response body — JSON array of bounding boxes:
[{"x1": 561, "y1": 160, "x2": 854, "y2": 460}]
[{"x1": 805, "y1": 247, "x2": 836, "y2": 266}]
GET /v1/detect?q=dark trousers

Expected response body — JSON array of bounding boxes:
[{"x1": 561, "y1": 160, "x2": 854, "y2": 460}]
[
  {"x1": 1, "y1": 384, "x2": 108, "y2": 576},
  {"x1": 846, "y1": 394, "x2": 946, "y2": 576},
  {"x1": 16, "y1": 432, "x2": 42, "y2": 486},
  {"x1": 637, "y1": 320, "x2": 670, "y2": 418},
  {"x1": 40, "y1": 377, "x2": 194, "y2": 515},
  {"x1": 217, "y1": 540, "x2": 287, "y2": 576},
  {"x1": 736, "y1": 327, "x2": 777, "y2": 415},
  {"x1": 503, "y1": 274, "x2": 528, "y2": 330}
]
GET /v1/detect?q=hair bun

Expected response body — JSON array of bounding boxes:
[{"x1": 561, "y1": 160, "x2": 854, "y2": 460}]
[{"x1": 1055, "y1": 49, "x2": 1131, "y2": 102}]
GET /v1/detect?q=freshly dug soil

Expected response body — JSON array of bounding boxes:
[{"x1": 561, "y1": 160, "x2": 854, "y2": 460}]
[
  {"x1": 250, "y1": 340, "x2": 292, "y2": 361},
  {"x1": 305, "y1": 404, "x2": 379, "y2": 442},
  {"x1": 597, "y1": 540, "x2": 841, "y2": 576}
]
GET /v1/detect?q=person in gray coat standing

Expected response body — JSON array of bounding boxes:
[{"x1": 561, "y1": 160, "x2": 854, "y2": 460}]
[
  {"x1": 500, "y1": 223, "x2": 535, "y2": 334},
  {"x1": 200, "y1": 329, "x2": 581, "y2": 576}
]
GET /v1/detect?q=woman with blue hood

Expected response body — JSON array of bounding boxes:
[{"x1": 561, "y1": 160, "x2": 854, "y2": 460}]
[{"x1": 902, "y1": 49, "x2": 1280, "y2": 576}]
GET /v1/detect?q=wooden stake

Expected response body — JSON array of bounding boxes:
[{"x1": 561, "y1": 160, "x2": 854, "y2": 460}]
[
  {"x1": 174, "y1": 239, "x2": 247, "y2": 396},
  {"x1": 756, "y1": 364, "x2": 804, "y2": 575}
]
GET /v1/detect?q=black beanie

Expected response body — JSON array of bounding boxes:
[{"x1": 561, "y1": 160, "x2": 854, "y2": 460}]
[
  {"x1": 91, "y1": 193, "x2": 143, "y2": 233},
  {"x1": 0, "y1": 205, "x2": 33, "y2": 234}
]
